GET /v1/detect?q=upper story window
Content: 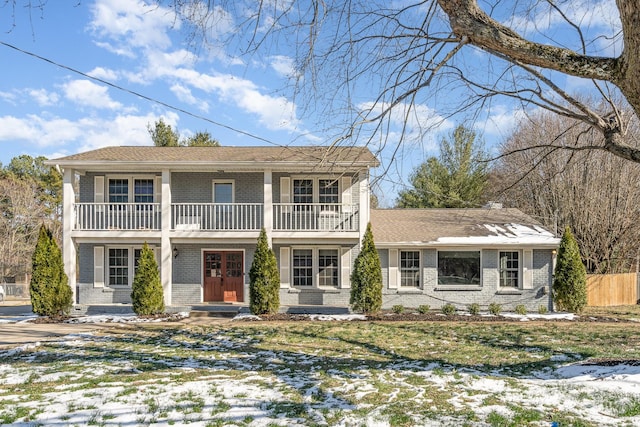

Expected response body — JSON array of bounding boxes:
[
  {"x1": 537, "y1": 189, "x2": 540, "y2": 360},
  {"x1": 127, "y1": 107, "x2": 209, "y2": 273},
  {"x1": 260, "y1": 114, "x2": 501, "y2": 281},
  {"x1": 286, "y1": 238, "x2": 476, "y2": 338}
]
[
  {"x1": 499, "y1": 251, "x2": 520, "y2": 288},
  {"x1": 318, "y1": 179, "x2": 339, "y2": 204},
  {"x1": 107, "y1": 177, "x2": 155, "y2": 204},
  {"x1": 437, "y1": 250, "x2": 481, "y2": 285},
  {"x1": 293, "y1": 179, "x2": 314, "y2": 204}
]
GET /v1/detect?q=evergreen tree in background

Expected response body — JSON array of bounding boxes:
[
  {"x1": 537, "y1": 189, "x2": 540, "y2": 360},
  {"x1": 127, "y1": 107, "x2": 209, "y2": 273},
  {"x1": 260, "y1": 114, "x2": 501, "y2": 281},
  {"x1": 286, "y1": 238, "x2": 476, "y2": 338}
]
[
  {"x1": 350, "y1": 223, "x2": 382, "y2": 314},
  {"x1": 131, "y1": 242, "x2": 165, "y2": 315},
  {"x1": 397, "y1": 125, "x2": 488, "y2": 208},
  {"x1": 553, "y1": 227, "x2": 587, "y2": 313},
  {"x1": 30, "y1": 224, "x2": 72, "y2": 317},
  {"x1": 249, "y1": 228, "x2": 280, "y2": 315}
]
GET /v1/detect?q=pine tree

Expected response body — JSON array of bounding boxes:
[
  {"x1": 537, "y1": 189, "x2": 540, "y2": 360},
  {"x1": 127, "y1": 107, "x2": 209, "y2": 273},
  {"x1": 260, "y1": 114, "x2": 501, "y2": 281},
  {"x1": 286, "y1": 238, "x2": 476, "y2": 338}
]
[
  {"x1": 131, "y1": 242, "x2": 165, "y2": 315},
  {"x1": 553, "y1": 227, "x2": 587, "y2": 313},
  {"x1": 30, "y1": 224, "x2": 72, "y2": 317},
  {"x1": 350, "y1": 223, "x2": 382, "y2": 314},
  {"x1": 249, "y1": 228, "x2": 280, "y2": 315}
]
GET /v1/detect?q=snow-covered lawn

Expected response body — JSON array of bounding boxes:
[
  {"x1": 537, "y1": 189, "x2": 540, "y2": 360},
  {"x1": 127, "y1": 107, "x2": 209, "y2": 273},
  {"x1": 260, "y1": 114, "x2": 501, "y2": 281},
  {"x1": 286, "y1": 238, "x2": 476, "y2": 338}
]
[{"x1": 1, "y1": 317, "x2": 640, "y2": 426}]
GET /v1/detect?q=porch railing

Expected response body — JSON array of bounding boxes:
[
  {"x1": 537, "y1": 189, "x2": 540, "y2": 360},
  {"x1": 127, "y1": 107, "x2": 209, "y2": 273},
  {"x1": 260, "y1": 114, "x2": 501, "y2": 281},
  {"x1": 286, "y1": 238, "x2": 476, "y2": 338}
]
[
  {"x1": 73, "y1": 202, "x2": 359, "y2": 232},
  {"x1": 75, "y1": 203, "x2": 161, "y2": 230},
  {"x1": 273, "y1": 204, "x2": 359, "y2": 231},
  {"x1": 172, "y1": 203, "x2": 263, "y2": 231}
]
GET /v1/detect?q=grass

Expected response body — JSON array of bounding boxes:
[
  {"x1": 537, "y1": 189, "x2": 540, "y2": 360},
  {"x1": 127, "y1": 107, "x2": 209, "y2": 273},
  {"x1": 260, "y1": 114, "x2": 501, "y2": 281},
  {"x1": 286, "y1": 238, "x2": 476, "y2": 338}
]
[{"x1": 1, "y1": 310, "x2": 640, "y2": 425}]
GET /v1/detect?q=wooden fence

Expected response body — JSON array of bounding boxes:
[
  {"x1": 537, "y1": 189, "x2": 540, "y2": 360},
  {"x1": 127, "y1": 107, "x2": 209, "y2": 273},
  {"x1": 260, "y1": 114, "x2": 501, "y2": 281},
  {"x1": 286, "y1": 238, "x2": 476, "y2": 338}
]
[{"x1": 587, "y1": 273, "x2": 638, "y2": 306}]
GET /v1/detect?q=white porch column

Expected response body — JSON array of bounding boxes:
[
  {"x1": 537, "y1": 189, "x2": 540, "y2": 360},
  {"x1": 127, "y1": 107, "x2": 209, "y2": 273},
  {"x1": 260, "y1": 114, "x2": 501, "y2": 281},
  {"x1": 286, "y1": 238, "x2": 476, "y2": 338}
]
[
  {"x1": 358, "y1": 170, "x2": 370, "y2": 242},
  {"x1": 62, "y1": 168, "x2": 77, "y2": 304},
  {"x1": 160, "y1": 169, "x2": 172, "y2": 306},
  {"x1": 263, "y1": 170, "x2": 273, "y2": 245}
]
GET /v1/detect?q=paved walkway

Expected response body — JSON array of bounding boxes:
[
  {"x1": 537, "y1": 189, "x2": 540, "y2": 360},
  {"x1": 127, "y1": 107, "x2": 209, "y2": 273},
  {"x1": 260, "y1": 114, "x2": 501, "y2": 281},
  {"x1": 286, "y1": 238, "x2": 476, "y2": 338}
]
[{"x1": 0, "y1": 301, "x2": 232, "y2": 348}]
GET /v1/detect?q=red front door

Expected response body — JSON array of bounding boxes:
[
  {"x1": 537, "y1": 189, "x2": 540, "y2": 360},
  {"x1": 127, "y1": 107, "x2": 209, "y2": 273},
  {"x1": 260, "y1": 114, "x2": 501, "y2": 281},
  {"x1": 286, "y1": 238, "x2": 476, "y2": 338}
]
[{"x1": 203, "y1": 251, "x2": 244, "y2": 302}]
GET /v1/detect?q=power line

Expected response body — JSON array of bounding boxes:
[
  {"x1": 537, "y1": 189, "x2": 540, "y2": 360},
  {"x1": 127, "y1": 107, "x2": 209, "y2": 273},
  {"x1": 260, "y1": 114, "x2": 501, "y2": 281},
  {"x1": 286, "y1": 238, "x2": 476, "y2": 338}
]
[{"x1": 0, "y1": 40, "x2": 280, "y2": 146}]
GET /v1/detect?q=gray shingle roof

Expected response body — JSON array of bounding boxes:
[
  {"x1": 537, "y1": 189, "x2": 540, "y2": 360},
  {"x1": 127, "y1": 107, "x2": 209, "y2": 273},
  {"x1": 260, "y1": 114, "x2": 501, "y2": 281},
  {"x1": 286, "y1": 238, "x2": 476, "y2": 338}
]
[
  {"x1": 48, "y1": 145, "x2": 378, "y2": 167},
  {"x1": 371, "y1": 208, "x2": 558, "y2": 247}
]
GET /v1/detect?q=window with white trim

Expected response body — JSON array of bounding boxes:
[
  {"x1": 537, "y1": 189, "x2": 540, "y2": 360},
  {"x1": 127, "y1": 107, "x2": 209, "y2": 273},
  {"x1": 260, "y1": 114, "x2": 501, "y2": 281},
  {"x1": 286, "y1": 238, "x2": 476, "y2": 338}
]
[
  {"x1": 400, "y1": 251, "x2": 420, "y2": 287},
  {"x1": 318, "y1": 249, "x2": 339, "y2": 287},
  {"x1": 292, "y1": 247, "x2": 340, "y2": 288},
  {"x1": 107, "y1": 177, "x2": 156, "y2": 205},
  {"x1": 107, "y1": 246, "x2": 150, "y2": 287},
  {"x1": 499, "y1": 251, "x2": 519, "y2": 288},
  {"x1": 291, "y1": 177, "x2": 341, "y2": 205},
  {"x1": 293, "y1": 249, "x2": 313, "y2": 286},
  {"x1": 437, "y1": 250, "x2": 481, "y2": 285}
]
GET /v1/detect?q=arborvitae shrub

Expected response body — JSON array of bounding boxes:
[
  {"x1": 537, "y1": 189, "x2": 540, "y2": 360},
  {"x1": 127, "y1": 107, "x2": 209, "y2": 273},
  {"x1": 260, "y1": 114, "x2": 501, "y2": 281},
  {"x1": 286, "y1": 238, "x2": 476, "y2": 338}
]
[
  {"x1": 249, "y1": 228, "x2": 280, "y2": 315},
  {"x1": 350, "y1": 223, "x2": 382, "y2": 314},
  {"x1": 30, "y1": 224, "x2": 72, "y2": 317},
  {"x1": 553, "y1": 227, "x2": 587, "y2": 313},
  {"x1": 131, "y1": 242, "x2": 164, "y2": 315}
]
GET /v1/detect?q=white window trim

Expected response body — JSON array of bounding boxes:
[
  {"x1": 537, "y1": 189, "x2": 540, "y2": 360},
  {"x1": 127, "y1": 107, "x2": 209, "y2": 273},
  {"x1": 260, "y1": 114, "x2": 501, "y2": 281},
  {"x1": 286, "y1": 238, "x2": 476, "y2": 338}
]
[
  {"x1": 436, "y1": 248, "x2": 483, "y2": 287},
  {"x1": 497, "y1": 249, "x2": 522, "y2": 289},
  {"x1": 105, "y1": 245, "x2": 157, "y2": 288},
  {"x1": 104, "y1": 174, "x2": 158, "y2": 203},
  {"x1": 399, "y1": 249, "x2": 422, "y2": 288},
  {"x1": 290, "y1": 176, "x2": 341, "y2": 204},
  {"x1": 291, "y1": 246, "x2": 341, "y2": 288},
  {"x1": 212, "y1": 179, "x2": 235, "y2": 203}
]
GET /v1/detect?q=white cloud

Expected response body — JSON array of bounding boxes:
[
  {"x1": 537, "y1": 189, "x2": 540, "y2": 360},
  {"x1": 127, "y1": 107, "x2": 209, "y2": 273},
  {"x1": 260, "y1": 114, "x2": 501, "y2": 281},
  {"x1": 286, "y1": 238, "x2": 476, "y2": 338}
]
[
  {"x1": 28, "y1": 89, "x2": 59, "y2": 107},
  {"x1": 0, "y1": 115, "x2": 82, "y2": 147},
  {"x1": 170, "y1": 84, "x2": 209, "y2": 112},
  {"x1": 88, "y1": 67, "x2": 119, "y2": 81},
  {"x1": 478, "y1": 104, "x2": 528, "y2": 138},
  {"x1": 62, "y1": 80, "x2": 122, "y2": 110},
  {"x1": 270, "y1": 55, "x2": 296, "y2": 78},
  {"x1": 89, "y1": 0, "x2": 178, "y2": 51}
]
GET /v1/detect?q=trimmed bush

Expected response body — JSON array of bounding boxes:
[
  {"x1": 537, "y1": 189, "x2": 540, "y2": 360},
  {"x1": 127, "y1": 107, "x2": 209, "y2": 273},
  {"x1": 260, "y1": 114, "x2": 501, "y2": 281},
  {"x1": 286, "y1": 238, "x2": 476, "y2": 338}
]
[
  {"x1": 441, "y1": 303, "x2": 456, "y2": 315},
  {"x1": 515, "y1": 304, "x2": 527, "y2": 315},
  {"x1": 417, "y1": 304, "x2": 430, "y2": 314},
  {"x1": 131, "y1": 242, "x2": 165, "y2": 315},
  {"x1": 467, "y1": 303, "x2": 480, "y2": 315},
  {"x1": 30, "y1": 224, "x2": 72, "y2": 317},
  {"x1": 249, "y1": 228, "x2": 280, "y2": 315},
  {"x1": 350, "y1": 223, "x2": 383, "y2": 314},
  {"x1": 488, "y1": 302, "x2": 502, "y2": 315},
  {"x1": 553, "y1": 227, "x2": 587, "y2": 313},
  {"x1": 392, "y1": 304, "x2": 404, "y2": 314},
  {"x1": 538, "y1": 305, "x2": 549, "y2": 315}
]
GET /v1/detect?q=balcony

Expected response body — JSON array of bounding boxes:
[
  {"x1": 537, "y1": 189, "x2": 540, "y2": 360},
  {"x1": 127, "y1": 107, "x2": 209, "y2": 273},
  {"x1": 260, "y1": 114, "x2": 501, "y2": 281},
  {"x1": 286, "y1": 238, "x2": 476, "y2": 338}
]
[
  {"x1": 75, "y1": 203, "x2": 161, "y2": 230},
  {"x1": 273, "y1": 203, "x2": 358, "y2": 231},
  {"x1": 172, "y1": 203, "x2": 263, "y2": 231},
  {"x1": 73, "y1": 203, "x2": 359, "y2": 232}
]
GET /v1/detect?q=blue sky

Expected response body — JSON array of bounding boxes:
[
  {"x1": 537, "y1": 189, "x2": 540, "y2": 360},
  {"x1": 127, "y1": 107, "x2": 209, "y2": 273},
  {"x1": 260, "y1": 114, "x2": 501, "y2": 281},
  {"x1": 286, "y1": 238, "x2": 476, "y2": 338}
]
[{"x1": 0, "y1": 0, "x2": 621, "y2": 206}]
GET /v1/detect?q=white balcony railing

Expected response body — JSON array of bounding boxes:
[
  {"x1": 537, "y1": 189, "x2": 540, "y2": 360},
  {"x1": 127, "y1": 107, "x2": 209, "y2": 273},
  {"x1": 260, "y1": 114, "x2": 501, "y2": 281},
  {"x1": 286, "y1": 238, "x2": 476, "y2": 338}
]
[
  {"x1": 172, "y1": 203, "x2": 263, "y2": 231},
  {"x1": 73, "y1": 203, "x2": 359, "y2": 232},
  {"x1": 75, "y1": 203, "x2": 161, "y2": 230},
  {"x1": 273, "y1": 204, "x2": 359, "y2": 231}
]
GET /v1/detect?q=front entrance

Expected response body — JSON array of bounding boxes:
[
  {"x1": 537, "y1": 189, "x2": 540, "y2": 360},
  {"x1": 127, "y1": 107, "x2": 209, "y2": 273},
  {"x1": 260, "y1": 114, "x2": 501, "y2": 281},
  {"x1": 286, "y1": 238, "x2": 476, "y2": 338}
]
[{"x1": 203, "y1": 251, "x2": 244, "y2": 302}]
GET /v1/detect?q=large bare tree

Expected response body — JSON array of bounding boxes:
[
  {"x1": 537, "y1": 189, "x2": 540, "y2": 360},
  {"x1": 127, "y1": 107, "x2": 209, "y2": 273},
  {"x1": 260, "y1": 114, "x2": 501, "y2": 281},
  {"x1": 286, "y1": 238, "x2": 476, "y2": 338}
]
[
  {"x1": 160, "y1": 1, "x2": 638, "y2": 164},
  {"x1": 494, "y1": 110, "x2": 640, "y2": 274}
]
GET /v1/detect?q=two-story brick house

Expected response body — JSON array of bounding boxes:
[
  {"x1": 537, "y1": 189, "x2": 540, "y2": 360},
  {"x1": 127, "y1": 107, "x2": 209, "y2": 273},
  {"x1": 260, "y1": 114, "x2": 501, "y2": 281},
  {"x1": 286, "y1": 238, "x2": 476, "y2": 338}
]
[{"x1": 47, "y1": 145, "x2": 559, "y2": 312}]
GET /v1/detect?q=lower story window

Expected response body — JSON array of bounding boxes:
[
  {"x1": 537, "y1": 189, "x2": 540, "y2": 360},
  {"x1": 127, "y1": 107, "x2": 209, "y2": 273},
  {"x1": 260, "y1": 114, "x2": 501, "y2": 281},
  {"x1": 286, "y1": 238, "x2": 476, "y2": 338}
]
[
  {"x1": 400, "y1": 251, "x2": 420, "y2": 287},
  {"x1": 437, "y1": 250, "x2": 481, "y2": 285},
  {"x1": 109, "y1": 248, "x2": 128, "y2": 286},
  {"x1": 293, "y1": 249, "x2": 313, "y2": 286},
  {"x1": 319, "y1": 249, "x2": 339, "y2": 287},
  {"x1": 292, "y1": 248, "x2": 340, "y2": 287},
  {"x1": 108, "y1": 247, "x2": 151, "y2": 286},
  {"x1": 499, "y1": 251, "x2": 519, "y2": 288}
]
